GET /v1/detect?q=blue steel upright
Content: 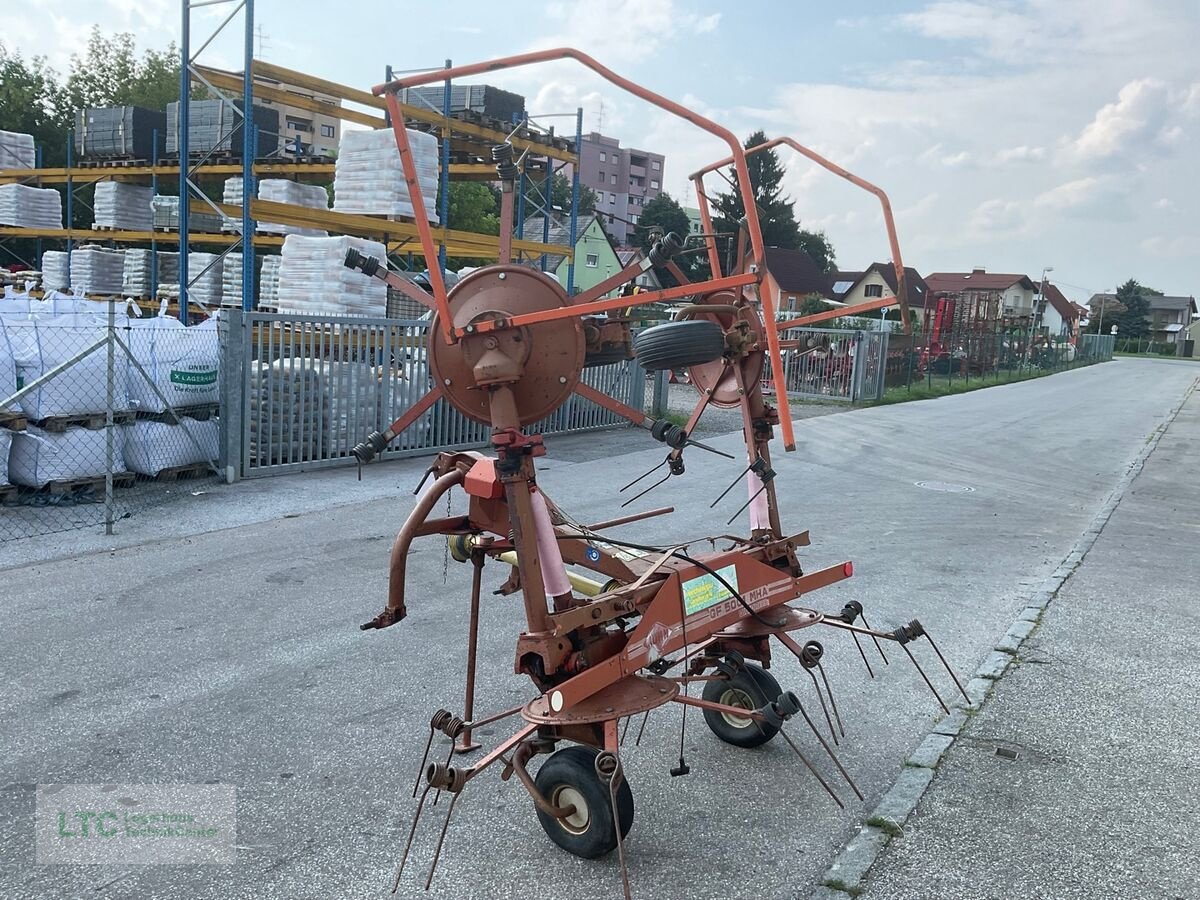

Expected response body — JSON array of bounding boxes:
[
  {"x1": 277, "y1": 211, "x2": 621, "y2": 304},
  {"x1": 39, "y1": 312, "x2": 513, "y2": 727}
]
[
  {"x1": 65, "y1": 131, "x2": 73, "y2": 267},
  {"x1": 150, "y1": 128, "x2": 159, "y2": 298},
  {"x1": 241, "y1": 0, "x2": 255, "y2": 311},
  {"x1": 566, "y1": 106, "x2": 582, "y2": 295}
]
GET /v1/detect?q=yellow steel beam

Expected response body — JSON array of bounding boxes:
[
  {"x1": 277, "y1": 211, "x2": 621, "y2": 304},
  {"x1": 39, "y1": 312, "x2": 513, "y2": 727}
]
[
  {"x1": 198, "y1": 198, "x2": 569, "y2": 259},
  {"x1": 194, "y1": 66, "x2": 386, "y2": 129},
  {"x1": 0, "y1": 225, "x2": 283, "y2": 246},
  {"x1": 0, "y1": 162, "x2": 337, "y2": 184},
  {"x1": 250, "y1": 59, "x2": 577, "y2": 163}
]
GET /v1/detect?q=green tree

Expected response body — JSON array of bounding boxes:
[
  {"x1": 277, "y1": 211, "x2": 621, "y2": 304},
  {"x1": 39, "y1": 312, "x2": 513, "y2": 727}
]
[
  {"x1": 1112, "y1": 278, "x2": 1151, "y2": 338},
  {"x1": 797, "y1": 295, "x2": 834, "y2": 316},
  {"x1": 0, "y1": 43, "x2": 67, "y2": 165},
  {"x1": 710, "y1": 130, "x2": 838, "y2": 272},
  {"x1": 446, "y1": 181, "x2": 500, "y2": 235},
  {"x1": 61, "y1": 29, "x2": 188, "y2": 114},
  {"x1": 634, "y1": 192, "x2": 690, "y2": 254}
]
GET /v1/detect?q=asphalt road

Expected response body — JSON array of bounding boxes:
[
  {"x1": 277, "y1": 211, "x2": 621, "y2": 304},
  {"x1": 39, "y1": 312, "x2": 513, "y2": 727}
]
[{"x1": 1, "y1": 358, "x2": 1195, "y2": 900}]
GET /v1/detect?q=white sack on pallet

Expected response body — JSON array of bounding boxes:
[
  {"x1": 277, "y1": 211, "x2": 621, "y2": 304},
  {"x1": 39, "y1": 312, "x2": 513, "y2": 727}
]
[
  {"x1": 258, "y1": 255, "x2": 281, "y2": 310},
  {"x1": 41, "y1": 251, "x2": 71, "y2": 291},
  {"x1": 0, "y1": 183, "x2": 63, "y2": 228},
  {"x1": 1, "y1": 317, "x2": 21, "y2": 409},
  {"x1": 182, "y1": 252, "x2": 223, "y2": 307},
  {"x1": 9, "y1": 313, "x2": 132, "y2": 418},
  {"x1": 8, "y1": 425, "x2": 126, "y2": 486},
  {"x1": 125, "y1": 315, "x2": 220, "y2": 411},
  {"x1": 93, "y1": 181, "x2": 154, "y2": 231},
  {"x1": 276, "y1": 234, "x2": 387, "y2": 316},
  {"x1": 122, "y1": 249, "x2": 179, "y2": 297},
  {"x1": 333, "y1": 128, "x2": 439, "y2": 222},
  {"x1": 123, "y1": 417, "x2": 219, "y2": 475},
  {"x1": 0, "y1": 130, "x2": 36, "y2": 169},
  {"x1": 70, "y1": 246, "x2": 126, "y2": 295},
  {"x1": 257, "y1": 179, "x2": 328, "y2": 235}
]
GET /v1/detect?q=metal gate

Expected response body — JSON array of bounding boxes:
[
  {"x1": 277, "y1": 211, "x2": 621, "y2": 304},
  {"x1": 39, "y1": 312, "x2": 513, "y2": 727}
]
[
  {"x1": 223, "y1": 310, "x2": 644, "y2": 477},
  {"x1": 768, "y1": 326, "x2": 888, "y2": 402}
]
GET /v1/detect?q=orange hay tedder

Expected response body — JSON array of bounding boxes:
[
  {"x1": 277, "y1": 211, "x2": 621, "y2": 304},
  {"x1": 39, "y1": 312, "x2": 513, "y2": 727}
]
[{"x1": 343, "y1": 48, "x2": 967, "y2": 897}]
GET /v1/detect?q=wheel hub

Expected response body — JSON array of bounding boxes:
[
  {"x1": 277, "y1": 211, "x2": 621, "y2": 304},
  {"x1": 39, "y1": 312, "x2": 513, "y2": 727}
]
[{"x1": 551, "y1": 785, "x2": 590, "y2": 834}]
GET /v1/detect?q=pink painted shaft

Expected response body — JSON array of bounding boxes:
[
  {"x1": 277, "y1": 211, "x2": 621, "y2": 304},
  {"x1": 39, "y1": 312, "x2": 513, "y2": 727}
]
[
  {"x1": 748, "y1": 470, "x2": 770, "y2": 530},
  {"x1": 530, "y1": 489, "x2": 572, "y2": 598}
]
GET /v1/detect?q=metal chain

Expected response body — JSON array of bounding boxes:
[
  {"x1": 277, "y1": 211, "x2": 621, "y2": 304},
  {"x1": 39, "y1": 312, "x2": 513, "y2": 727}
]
[{"x1": 442, "y1": 487, "x2": 451, "y2": 584}]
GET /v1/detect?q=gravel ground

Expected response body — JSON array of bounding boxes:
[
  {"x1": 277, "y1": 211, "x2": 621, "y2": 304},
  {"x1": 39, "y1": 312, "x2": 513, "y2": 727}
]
[{"x1": 665, "y1": 382, "x2": 843, "y2": 435}]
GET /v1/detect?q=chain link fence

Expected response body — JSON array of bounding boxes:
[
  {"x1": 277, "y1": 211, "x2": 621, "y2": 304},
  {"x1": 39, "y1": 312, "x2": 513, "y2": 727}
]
[{"x1": 1, "y1": 295, "x2": 222, "y2": 541}]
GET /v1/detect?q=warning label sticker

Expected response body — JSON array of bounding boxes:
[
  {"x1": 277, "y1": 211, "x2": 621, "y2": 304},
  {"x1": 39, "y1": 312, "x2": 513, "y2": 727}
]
[{"x1": 682, "y1": 565, "x2": 739, "y2": 616}]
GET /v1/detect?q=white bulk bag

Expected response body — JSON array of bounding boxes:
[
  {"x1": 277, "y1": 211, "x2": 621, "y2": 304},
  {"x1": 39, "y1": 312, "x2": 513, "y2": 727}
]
[
  {"x1": 8, "y1": 425, "x2": 125, "y2": 486},
  {"x1": 123, "y1": 417, "x2": 219, "y2": 475},
  {"x1": 1, "y1": 318, "x2": 20, "y2": 410},
  {"x1": 0, "y1": 430, "x2": 10, "y2": 484},
  {"x1": 11, "y1": 314, "x2": 130, "y2": 419},
  {"x1": 125, "y1": 315, "x2": 220, "y2": 411}
]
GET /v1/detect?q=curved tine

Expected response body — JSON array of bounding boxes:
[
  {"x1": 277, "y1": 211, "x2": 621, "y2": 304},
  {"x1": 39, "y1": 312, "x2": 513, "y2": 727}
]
[
  {"x1": 424, "y1": 791, "x2": 463, "y2": 891},
  {"x1": 600, "y1": 755, "x2": 633, "y2": 900},
  {"x1": 393, "y1": 784, "x2": 432, "y2": 892},
  {"x1": 805, "y1": 666, "x2": 839, "y2": 746},
  {"x1": 777, "y1": 728, "x2": 843, "y2": 809},
  {"x1": 924, "y1": 630, "x2": 971, "y2": 702},
  {"x1": 816, "y1": 660, "x2": 846, "y2": 739},
  {"x1": 851, "y1": 630, "x2": 876, "y2": 679},
  {"x1": 900, "y1": 643, "x2": 950, "y2": 714},
  {"x1": 412, "y1": 728, "x2": 435, "y2": 798},
  {"x1": 792, "y1": 695, "x2": 865, "y2": 801},
  {"x1": 620, "y1": 716, "x2": 631, "y2": 747},
  {"x1": 634, "y1": 710, "x2": 651, "y2": 747},
  {"x1": 859, "y1": 612, "x2": 890, "y2": 664},
  {"x1": 620, "y1": 469, "x2": 673, "y2": 508}
]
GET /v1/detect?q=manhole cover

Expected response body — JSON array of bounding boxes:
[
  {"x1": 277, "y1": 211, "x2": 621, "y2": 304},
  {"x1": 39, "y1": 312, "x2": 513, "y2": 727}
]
[{"x1": 914, "y1": 481, "x2": 975, "y2": 493}]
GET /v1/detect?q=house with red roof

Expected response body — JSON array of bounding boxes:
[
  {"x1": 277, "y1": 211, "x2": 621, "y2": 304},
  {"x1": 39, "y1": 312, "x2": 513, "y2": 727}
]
[
  {"x1": 923, "y1": 268, "x2": 1037, "y2": 319},
  {"x1": 1038, "y1": 282, "x2": 1082, "y2": 338}
]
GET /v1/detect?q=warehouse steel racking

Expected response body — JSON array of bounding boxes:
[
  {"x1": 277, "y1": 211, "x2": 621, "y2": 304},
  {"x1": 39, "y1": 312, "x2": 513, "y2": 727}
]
[{"x1": 0, "y1": 0, "x2": 583, "y2": 321}]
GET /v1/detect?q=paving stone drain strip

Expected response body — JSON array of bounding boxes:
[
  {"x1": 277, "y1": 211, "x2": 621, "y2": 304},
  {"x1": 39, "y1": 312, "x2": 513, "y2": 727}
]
[{"x1": 812, "y1": 377, "x2": 1200, "y2": 899}]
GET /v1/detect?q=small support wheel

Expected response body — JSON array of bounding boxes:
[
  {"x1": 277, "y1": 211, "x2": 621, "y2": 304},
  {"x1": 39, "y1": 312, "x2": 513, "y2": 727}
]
[
  {"x1": 533, "y1": 745, "x2": 634, "y2": 859},
  {"x1": 701, "y1": 664, "x2": 781, "y2": 748},
  {"x1": 633, "y1": 320, "x2": 725, "y2": 370}
]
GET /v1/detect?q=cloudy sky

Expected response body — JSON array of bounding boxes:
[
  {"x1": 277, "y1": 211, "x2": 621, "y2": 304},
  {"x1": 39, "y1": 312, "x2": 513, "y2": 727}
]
[{"x1": 9, "y1": 0, "x2": 1198, "y2": 300}]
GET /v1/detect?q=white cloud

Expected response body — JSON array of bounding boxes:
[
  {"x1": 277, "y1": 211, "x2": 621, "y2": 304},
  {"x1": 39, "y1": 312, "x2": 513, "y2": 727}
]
[
  {"x1": 1067, "y1": 78, "x2": 1172, "y2": 160},
  {"x1": 1152, "y1": 197, "x2": 1175, "y2": 211},
  {"x1": 994, "y1": 145, "x2": 1046, "y2": 163},
  {"x1": 1140, "y1": 234, "x2": 1200, "y2": 258},
  {"x1": 1034, "y1": 176, "x2": 1134, "y2": 221},
  {"x1": 969, "y1": 199, "x2": 1024, "y2": 234}
]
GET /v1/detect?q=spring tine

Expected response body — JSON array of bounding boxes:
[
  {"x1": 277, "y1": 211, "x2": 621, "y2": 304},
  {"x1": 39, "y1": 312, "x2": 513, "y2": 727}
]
[
  {"x1": 432, "y1": 741, "x2": 455, "y2": 807},
  {"x1": 619, "y1": 456, "x2": 666, "y2": 493},
  {"x1": 393, "y1": 784, "x2": 432, "y2": 892},
  {"x1": 620, "y1": 717, "x2": 631, "y2": 747},
  {"x1": 805, "y1": 667, "x2": 839, "y2": 746},
  {"x1": 725, "y1": 484, "x2": 767, "y2": 526},
  {"x1": 900, "y1": 643, "x2": 950, "y2": 714},
  {"x1": 709, "y1": 464, "x2": 751, "y2": 509},
  {"x1": 424, "y1": 790, "x2": 462, "y2": 891},
  {"x1": 923, "y1": 631, "x2": 971, "y2": 702},
  {"x1": 620, "y1": 470, "x2": 673, "y2": 508},
  {"x1": 634, "y1": 710, "x2": 651, "y2": 747},
  {"x1": 412, "y1": 728, "x2": 435, "y2": 799},
  {"x1": 603, "y1": 758, "x2": 633, "y2": 900},
  {"x1": 851, "y1": 630, "x2": 875, "y2": 679},
  {"x1": 792, "y1": 695, "x2": 864, "y2": 801},
  {"x1": 816, "y1": 660, "x2": 846, "y2": 739},
  {"x1": 859, "y1": 612, "x2": 890, "y2": 665},
  {"x1": 777, "y1": 728, "x2": 843, "y2": 809}
]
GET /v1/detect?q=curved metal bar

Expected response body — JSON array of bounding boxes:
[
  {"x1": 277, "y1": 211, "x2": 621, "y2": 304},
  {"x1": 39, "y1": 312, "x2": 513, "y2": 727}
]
[
  {"x1": 371, "y1": 47, "x2": 796, "y2": 451},
  {"x1": 387, "y1": 469, "x2": 466, "y2": 616},
  {"x1": 690, "y1": 135, "x2": 912, "y2": 337}
]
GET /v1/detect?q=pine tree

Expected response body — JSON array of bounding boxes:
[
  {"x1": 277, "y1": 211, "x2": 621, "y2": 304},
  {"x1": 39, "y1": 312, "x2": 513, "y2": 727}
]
[{"x1": 1112, "y1": 279, "x2": 1151, "y2": 338}]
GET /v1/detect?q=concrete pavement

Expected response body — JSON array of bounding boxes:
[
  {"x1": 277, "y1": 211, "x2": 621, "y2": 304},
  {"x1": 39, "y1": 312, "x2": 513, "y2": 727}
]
[
  {"x1": 0, "y1": 357, "x2": 1196, "y2": 900},
  {"x1": 851, "y1": 374, "x2": 1200, "y2": 900}
]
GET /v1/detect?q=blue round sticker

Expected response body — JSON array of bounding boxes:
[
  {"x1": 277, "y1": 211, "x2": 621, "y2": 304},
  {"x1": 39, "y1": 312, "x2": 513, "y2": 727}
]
[{"x1": 585, "y1": 546, "x2": 601, "y2": 562}]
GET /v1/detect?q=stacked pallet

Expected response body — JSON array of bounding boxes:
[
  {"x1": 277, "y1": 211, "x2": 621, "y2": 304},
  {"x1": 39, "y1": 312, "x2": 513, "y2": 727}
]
[
  {"x1": 258, "y1": 255, "x2": 281, "y2": 310},
  {"x1": 257, "y1": 179, "x2": 328, "y2": 235},
  {"x1": 248, "y1": 360, "x2": 328, "y2": 465},
  {"x1": 0, "y1": 130, "x2": 36, "y2": 169},
  {"x1": 75, "y1": 106, "x2": 165, "y2": 159},
  {"x1": 93, "y1": 181, "x2": 154, "y2": 231},
  {"x1": 183, "y1": 252, "x2": 222, "y2": 307},
  {"x1": 333, "y1": 128, "x2": 439, "y2": 222},
  {"x1": 41, "y1": 251, "x2": 70, "y2": 291},
  {"x1": 221, "y1": 252, "x2": 264, "y2": 308},
  {"x1": 151, "y1": 195, "x2": 224, "y2": 232},
  {"x1": 121, "y1": 249, "x2": 179, "y2": 298},
  {"x1": 69, "y1": 246, "x2": 126, "y2": 295},
  {"x1": 276, "y1": 235, "x2": 386, "y2": 316},
  {"x1": 166, "y1": 100, "x2": 279, "y2": 157},
  {"x1": 0, "y1": 184, "x2": 63, "y2": 228}
]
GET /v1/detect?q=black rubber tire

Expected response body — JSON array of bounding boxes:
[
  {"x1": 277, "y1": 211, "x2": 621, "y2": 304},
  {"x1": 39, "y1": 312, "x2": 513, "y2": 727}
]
[
  {"x1": 743, "y1": 662, "x2": 783, "y2": 704},
  {"x1": 584, "y1": 345, "x2": 632, "y2": 368},
  {"x1": 534, "y1": 745, "x2": 634, "y2": 859},
  {"x1": 633, "y1": 320, "x2": 725, "y2": 370},
  {"x1": 701, "y1": 667, "x2": 780, "y2": 748}
]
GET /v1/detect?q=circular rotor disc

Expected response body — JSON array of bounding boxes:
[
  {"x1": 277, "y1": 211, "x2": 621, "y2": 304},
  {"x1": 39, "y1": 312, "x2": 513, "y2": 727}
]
[
  {"x1": 429, "y1": 265, "x2": 585, "y2": 426},
  {"x1": 685, "y1": 291, "x2": 766, "y2": 408}
]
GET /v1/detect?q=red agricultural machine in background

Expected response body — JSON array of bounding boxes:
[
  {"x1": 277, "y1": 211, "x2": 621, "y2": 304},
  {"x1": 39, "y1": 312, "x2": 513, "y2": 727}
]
[{"x1": 344, "y1": 49, "x2": 966, "y2": 898}]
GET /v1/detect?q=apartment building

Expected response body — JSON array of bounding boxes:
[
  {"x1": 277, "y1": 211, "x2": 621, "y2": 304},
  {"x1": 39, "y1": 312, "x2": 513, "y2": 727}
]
[
  {"x1": 575, "y1": 132, "x2": 665, "y2": 246},
  {"x1": 252, "y1": 76, "x2": 341, "y2": 157}
]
